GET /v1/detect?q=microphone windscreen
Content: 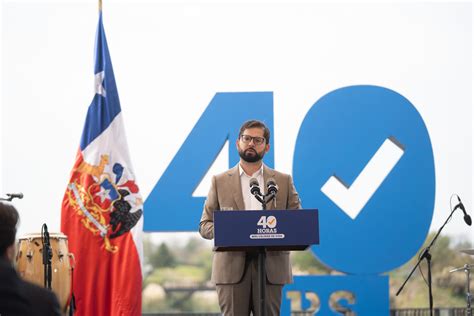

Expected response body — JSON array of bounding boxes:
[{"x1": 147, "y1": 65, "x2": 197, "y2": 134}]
[
  {"x1": 465, "y1": 215, "x2": 472, "y2": 226},
  {"x1": 266, "y1": 178, "x2": 276, "y2": 186},
  {"x1": 266, "y1": 178, "x2": 278, "y2": 195},
  {"x1": 249, "y1": 178, "x2": 259, "y2": 188}
]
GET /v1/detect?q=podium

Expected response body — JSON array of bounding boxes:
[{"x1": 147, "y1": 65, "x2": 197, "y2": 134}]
[{"x1": 214, "y1": 209, "x2": 319, "y2": 316}]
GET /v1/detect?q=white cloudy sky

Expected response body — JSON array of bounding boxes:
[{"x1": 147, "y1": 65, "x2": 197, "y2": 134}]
[{"x1": 1, "y1": 1, "x2": 472, "y2": 248}]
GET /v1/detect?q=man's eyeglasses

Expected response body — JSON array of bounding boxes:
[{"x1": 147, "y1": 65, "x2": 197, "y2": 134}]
[{"x1": 240, "y1": 135, "x2": 266, "y2": 145}]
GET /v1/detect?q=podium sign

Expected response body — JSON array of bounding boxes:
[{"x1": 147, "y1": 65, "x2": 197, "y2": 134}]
[{"x1": 214, "y1": 209, "x2": 319, "y2": 250}]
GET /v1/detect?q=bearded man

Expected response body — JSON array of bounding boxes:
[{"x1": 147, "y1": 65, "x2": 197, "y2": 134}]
[{"x1": 199, "y1": 119, "x2": 301, "y2": 316}]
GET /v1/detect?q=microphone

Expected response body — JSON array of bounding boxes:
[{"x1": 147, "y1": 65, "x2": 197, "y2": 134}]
[
  {"x1": 266, "y1": 178, "x2": 278, "y2": 196},
  {"x1": 454, "y1": 196, "x2": 472, "y2": 226},
  {"x1": 6, "y1": 193, "x2": 23, "y2": 200},
  {"x1": 249, "y1": 178, "x2": 262, "y2": 196}
]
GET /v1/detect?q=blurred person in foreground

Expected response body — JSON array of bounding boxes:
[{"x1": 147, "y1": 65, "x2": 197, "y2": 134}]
[
  {"x1": 199, "y1": 119, "x2": 301, "y2": 315},
  {"x1": 0, "y1": 202, "x2": 61, "y2": 316}
]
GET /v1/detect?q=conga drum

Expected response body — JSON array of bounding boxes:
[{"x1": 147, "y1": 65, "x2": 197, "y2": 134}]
[{"x1": 16, "y1": 233, "x2": 73, "y2": 312}]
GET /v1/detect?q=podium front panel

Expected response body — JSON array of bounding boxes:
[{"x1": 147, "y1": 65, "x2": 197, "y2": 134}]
[{"x1": 214, "y1": 209, "x2": 319, "y2": 249}]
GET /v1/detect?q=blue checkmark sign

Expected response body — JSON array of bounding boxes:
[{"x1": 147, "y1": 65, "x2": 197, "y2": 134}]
[{"x1": 294, "y1": 85, "x2": 435, "y2": 274}]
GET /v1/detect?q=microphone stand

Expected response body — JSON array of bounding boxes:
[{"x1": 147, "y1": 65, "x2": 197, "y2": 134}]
[
  {"x1": 41, "y1": 224, "x2": 53, "y2": 290},
  {"x1": 251, "y1": 191, "x2": 276, "y2": 211},
  {"x1": 396, "y1": 206, "x2": 460, "y2": 316},
  {"x1": 251, "y1": 190, "x2": 277, "y2": 316}
]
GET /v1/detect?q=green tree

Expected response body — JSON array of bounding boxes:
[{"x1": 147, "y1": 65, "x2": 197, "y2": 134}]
[
  {"x1": 149, "y1": 243, "x2": 177, "y2": 268},
  {"x1": 291, "y1": 249, "x2": 332, "y2": 274},
  {"x1": 390, "y1": 232, "x2": 473, "y2": 308}
]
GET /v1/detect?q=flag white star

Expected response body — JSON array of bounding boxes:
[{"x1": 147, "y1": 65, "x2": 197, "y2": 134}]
[
  {"x1": 97, "y1": 186, "x2": 111, "y2": 203},
  {"x1": 94, "y1": 71, "x2": 107, "y2": 97}
]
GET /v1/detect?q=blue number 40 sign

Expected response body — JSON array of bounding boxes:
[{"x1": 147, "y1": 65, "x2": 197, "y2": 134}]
[{"x1": 144, "y1": 85, "x2": 436, "y2": 315}]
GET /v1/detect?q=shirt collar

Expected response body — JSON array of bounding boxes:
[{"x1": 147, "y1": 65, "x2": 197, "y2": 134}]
[{"x1": 238, "y1": 163, "x2": 264, "y2": 178}]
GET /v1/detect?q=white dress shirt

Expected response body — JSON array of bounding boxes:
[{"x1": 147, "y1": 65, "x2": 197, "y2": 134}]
[{"x1": 239, "y1": 163, "x2": 264, "y2": 210}]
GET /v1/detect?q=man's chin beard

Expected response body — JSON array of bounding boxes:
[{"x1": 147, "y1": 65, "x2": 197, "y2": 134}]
[{"x1": 239, "y1": 150, "x2": 264, "y2": 163}]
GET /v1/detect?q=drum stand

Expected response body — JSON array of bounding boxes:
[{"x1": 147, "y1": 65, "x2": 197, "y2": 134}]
[{"x1": 449, "y1": 264, "x2": 472, "y2": 316}]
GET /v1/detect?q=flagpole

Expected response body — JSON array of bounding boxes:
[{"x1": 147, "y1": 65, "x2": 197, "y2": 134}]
[{"x1": 99, "y1": 0, "x2": 102, "y2": 12}]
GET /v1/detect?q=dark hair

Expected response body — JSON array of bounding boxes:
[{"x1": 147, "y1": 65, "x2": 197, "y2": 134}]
[
  {"x1": 238, "y1": 120, "x2": 270, "y2": 144},
  {"x1": 0, "y1": 202, "x2": 19, "y2": 255}
]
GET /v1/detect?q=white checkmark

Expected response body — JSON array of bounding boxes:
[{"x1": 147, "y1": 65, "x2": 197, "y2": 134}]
[{"x1": 321, "y1": 137, "x2": 404, "y2": 220}]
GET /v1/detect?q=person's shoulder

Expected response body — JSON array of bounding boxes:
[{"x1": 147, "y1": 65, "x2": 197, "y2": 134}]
[
  {"x1": 21, "y1": 279, "x2": 52, "y2": 297},
  {"x1": 264, "y1": 165, "x2": 290, "y2": 179},
  {"x1": 21, "y1": 280, "x2": 61, "y2": 313},
  {"x1": 214, "y1": 165, "x2": 239, "y2": 180},
  {"x1": 22, "y1": 280, "x2": 50, "y2": 296},
  {"x1": 0, "y1": 265, "x2": 32, "y2": 316}
]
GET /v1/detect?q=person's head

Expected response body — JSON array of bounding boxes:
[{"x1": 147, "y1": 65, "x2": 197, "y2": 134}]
[
  {"x1": 236, "y1": 120, "x2": 271, "y2": 163},
  {"x1": 0, "y1": 202, "x2": 19, "y2": 261}
]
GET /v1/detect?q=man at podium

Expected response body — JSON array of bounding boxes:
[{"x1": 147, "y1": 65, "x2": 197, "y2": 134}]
[{"x1": 199, "y1": 120, "x2": 301, "y2": 316}]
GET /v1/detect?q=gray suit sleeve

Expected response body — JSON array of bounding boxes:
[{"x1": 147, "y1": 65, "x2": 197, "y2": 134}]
[{"x1": 199, "y1": 175, "x2": 218, "y2": 239}]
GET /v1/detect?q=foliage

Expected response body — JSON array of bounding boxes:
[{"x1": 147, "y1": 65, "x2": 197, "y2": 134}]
[
  {"x1": 142, "y1": 232, "x2": 473, "y2": 312},
  {"x1": 390, "y1": 232, "x2": 473, "y2": 308},
  {"x1": 143, "y1": 235, "x2": 219, "y2": 312},
  {"x1": 291, "y1": 249, "x2": 332, "y2": 275},
  {"x1": 149, "y1": 243, "x2": 177, "y2": 268},
  {"x1": 145, "y1": 265, "x2": 207, "y2": 287}
]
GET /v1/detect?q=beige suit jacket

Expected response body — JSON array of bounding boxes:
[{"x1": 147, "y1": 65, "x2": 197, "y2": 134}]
[{"x1": 199, "y1": 164, "x2": 301, "y2": 285}]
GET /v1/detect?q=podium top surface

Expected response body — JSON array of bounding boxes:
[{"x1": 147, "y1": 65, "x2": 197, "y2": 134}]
[{"x1": 214, "y1": 209, "x2": 319, "y2": 250}]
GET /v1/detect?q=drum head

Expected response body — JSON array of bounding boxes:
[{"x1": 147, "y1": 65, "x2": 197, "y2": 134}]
[{"x1": 18, "y1": 232, "x2": 68, "y2": 240}]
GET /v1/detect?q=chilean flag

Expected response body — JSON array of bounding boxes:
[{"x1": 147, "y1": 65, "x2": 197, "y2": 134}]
[{"x1": 61, "y1": 11, "x2": 143, "y2": 316}]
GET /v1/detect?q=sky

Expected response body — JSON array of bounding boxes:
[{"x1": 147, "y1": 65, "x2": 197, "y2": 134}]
[{"x1": 1, "y1": 1, "x2": 472, "y2": 251}]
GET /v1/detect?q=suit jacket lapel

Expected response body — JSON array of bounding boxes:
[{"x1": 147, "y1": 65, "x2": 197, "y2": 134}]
[{"x1": 229, "y1": 165, "x2": 245, "y2": 210}]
